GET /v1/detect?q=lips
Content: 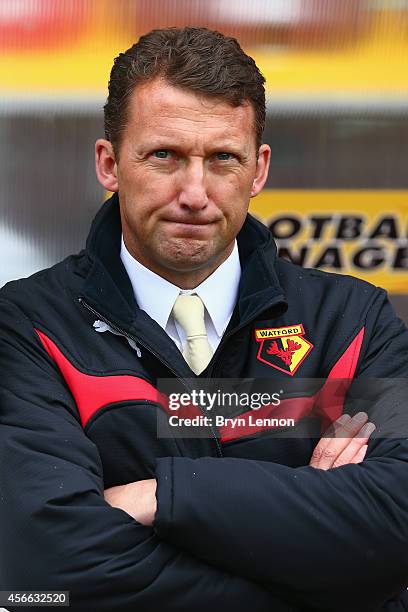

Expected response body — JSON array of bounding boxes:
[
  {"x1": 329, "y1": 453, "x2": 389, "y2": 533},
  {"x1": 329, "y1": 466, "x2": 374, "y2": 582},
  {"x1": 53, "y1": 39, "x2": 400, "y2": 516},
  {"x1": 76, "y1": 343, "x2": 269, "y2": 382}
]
[
  {"x1": 167, "y1": 221, "x2": 216, "y2": 233},
  {"x1": 163, "y1": 219, "x2": 218, "y2": 237},
  {"x1": 164, "y1": 218, "x2": 217, "y2": 226}
]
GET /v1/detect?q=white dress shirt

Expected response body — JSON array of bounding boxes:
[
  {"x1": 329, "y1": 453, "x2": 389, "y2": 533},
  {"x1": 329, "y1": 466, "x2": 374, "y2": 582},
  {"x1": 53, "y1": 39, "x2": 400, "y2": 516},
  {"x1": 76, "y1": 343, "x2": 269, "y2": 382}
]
[{"x1": 120, "y1": 237, "x2": 241, "y2": 353}]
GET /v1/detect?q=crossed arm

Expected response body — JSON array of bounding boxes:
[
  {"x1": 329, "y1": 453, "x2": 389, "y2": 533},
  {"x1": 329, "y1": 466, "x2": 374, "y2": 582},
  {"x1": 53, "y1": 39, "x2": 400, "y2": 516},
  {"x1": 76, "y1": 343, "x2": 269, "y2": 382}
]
[
  {"x1": 104, "y1": 411, "x2": 374, "y2": 526},
  {"x1": 103, "y1": 404, "x2": 408, "y2": 612}
]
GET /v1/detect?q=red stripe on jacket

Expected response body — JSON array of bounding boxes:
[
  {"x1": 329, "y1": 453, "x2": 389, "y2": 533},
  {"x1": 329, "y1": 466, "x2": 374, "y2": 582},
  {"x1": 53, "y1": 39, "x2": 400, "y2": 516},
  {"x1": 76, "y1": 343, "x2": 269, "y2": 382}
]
[
  {"x1": 35, "y1": 329, "x2": 167, "y2": 427},
  {"x1": 220, "y1": 327, "x2": 365, "y2": 443}
]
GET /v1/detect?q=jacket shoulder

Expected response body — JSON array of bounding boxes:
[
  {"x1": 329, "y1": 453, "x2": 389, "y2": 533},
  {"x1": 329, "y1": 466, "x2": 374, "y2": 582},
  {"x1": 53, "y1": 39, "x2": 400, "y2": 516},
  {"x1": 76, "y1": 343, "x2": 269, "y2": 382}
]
[
  {"x1": 0, "y1": 251, "x2": 88, "y2": 315},
  {"x1": 276, "y1": 256, "x2": 383, "y2": 307}
]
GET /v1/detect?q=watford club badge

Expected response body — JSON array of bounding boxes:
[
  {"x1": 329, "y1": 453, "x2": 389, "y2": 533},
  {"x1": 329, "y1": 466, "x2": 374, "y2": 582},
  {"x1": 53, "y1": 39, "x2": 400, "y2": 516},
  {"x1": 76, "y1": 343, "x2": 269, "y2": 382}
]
[{"x1": 255, "y1": 324, "x2": 313, "y2": 375}]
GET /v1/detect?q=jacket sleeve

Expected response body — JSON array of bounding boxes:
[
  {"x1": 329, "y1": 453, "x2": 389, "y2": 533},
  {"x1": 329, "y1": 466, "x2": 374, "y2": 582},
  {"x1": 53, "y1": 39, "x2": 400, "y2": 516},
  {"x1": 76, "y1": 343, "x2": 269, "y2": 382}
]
[
  {"x1": 0, "y1": 297, "x2": 295, "y2": 612},
  {"x1": 154, "y1": 289, "x2": 408, "y2": 612}
]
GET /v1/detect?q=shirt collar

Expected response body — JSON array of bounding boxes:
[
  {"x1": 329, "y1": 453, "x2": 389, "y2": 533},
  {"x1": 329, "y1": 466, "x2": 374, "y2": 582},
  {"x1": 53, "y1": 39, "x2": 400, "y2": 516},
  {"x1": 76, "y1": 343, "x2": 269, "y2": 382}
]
[
  {"x1": 120, "y1": 237, "x2": 241, "y2": 336},
  {"x1": 120, "y1": 236, "x2": 179, "y2": 330}
]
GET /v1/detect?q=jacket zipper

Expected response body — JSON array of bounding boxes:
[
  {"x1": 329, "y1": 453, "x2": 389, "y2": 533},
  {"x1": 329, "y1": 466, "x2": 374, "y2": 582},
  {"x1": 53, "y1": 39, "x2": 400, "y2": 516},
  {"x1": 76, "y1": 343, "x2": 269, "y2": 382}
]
[
  {"x1": 78, "y1": 298, "x2": 223, "y2": 457},
  {"x1": 208, "y1": 296, "x2": 286, "y2": 377}
]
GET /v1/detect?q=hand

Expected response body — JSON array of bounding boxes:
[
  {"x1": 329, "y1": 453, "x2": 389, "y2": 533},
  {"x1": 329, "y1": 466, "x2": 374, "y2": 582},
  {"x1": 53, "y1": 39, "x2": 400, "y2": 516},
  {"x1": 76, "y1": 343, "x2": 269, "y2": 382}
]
[
  {"x1": 310, "y1": 412, "x2": 375, "y2": 470},
  {"x1": 104, "y1": 478, "x2": 157, "y2": 526}
]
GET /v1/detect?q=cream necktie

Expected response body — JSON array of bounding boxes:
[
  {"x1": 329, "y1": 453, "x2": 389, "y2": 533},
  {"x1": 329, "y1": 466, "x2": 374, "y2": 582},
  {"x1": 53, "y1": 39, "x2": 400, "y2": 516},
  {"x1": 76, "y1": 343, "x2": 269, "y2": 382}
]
[{"x1": 172, "y1": 294, "x2": 214, "y2": 374}]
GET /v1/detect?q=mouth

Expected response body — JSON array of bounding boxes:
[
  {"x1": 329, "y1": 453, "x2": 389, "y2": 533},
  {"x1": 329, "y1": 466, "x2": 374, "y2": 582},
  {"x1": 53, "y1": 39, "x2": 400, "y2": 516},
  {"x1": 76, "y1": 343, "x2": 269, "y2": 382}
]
[
  {"x1": 165, "y1": 220, "x2": 217, "y2": 241},
  {"x1": 164, "y1": 218, "x2": 217, "y2": 226},
  {"x1": 163, "y1": 219, "x2": 218, "y2": 236},
  {"x1": 169, "y1": 221, "x2": 215, "y2": 238}
]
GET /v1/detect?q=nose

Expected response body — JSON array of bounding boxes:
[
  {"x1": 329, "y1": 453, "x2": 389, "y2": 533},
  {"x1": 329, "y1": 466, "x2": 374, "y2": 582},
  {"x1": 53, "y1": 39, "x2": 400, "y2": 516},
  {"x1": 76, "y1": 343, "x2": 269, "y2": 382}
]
[{"x1": 177, "y1": 159, "x2": 209, "y2": 211}]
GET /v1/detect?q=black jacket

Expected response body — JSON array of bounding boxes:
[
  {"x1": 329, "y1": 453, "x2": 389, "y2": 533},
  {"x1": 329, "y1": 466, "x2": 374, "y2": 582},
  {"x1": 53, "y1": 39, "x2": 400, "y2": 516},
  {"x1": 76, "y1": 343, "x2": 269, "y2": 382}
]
[{"x1": 1, "y1": 193, "x2": 408, "y2": 612}]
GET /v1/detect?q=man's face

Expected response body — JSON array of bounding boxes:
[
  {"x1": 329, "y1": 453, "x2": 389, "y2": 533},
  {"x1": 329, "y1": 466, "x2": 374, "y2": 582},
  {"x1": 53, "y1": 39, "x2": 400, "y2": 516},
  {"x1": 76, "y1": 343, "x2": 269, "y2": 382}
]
[{"x1": 96, "y1": 78, "x2": 270, "y2": 286}]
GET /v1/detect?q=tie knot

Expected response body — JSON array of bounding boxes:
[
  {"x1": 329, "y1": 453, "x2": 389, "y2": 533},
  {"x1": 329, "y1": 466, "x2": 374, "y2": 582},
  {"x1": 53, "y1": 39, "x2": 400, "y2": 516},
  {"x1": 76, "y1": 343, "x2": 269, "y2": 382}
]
[{"x1": 172, "y1": 294, "x2": 206, "y2": 338}]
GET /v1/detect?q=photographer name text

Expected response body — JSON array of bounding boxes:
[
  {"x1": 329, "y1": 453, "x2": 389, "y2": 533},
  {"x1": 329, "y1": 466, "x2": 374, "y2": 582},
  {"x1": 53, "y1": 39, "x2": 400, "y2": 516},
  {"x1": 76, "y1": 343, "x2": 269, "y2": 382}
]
[{"x1": 167, "y1": 415, "x2": 295, "y2": 428}]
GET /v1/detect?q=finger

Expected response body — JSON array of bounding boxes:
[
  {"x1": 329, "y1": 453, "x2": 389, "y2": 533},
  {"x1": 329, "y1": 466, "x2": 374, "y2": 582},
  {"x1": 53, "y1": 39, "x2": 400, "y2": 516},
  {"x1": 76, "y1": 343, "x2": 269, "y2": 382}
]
[
  {"x1": 321, "y1": 414, "x2": 352, "y2": 440},
  {"x1": 331, "y1": 423, "x2": 375, "y2": 467},
  {"x1": 350, "y1": 444, "x2": 368, "y2": 464},
  {"x1": 309, "y1": 416, "x2": 347, "y2": 468},
  {"x1": 311, "y1": 414, "x2": 352, "y2": 465},
  {"x1": 332, "y1": 411, "x2": 369, "y2": 439},
  {"x1": 311, "y1": 412, "x2": 368, "y2": 469}
]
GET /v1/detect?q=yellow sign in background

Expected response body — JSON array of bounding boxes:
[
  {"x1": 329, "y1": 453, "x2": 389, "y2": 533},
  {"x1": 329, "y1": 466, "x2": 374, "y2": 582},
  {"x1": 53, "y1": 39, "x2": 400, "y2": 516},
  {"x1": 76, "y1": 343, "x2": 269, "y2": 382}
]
[{"x1": 250, "y1": 191, "x2": 408, "y2": 293}]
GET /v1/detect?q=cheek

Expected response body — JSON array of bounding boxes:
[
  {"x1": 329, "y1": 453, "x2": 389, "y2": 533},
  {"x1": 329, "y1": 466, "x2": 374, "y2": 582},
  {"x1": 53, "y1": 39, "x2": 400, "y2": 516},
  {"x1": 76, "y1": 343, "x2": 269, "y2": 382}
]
[
  {"x1": 224, "y1": 170, "x2": 253, "y2": 196},
  {"x1": 123, "y1": 176, "x2": 177, "y2": 216},
  {"x1": 143, "y1": 173, "x2": 179, "y2": 202},
  {"x1": 219, "y1": 176, "x2": 252, "y2": 213}
]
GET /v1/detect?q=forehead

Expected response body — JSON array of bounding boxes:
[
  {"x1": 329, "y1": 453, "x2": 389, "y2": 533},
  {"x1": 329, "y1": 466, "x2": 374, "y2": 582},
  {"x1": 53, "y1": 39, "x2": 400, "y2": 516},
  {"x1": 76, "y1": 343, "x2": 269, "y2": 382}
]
[{"x1": 124, "y1": 78, "x2": 256, "y2": 147}]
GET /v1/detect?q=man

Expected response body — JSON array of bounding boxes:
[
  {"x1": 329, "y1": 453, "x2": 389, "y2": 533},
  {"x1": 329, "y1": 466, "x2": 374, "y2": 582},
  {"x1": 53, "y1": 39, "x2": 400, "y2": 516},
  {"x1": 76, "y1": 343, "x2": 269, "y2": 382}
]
[{"x1": 0, "y1": 27, "x2": 407, "y2": 612}]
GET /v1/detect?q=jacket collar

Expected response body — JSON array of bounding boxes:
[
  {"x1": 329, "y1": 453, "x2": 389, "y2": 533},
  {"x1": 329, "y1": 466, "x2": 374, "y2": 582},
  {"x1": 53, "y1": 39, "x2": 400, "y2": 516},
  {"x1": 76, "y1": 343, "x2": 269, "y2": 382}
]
[
  {"x1": 235, "y1": 213, "x2": 287, "y2": 322},
  {"x1": 81, "y1": 193, "x2": 287, "y2": 332},
  {"x1": 82, "y1": 194, "x2": 136, "y2": 328}
]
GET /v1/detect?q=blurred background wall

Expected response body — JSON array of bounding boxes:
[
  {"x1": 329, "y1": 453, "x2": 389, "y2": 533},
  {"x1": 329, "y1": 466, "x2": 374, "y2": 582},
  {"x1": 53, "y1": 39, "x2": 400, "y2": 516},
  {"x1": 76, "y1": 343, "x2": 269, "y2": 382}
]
[{"x1": 0, "y1": 0, "x2": 407, "y2": 320}]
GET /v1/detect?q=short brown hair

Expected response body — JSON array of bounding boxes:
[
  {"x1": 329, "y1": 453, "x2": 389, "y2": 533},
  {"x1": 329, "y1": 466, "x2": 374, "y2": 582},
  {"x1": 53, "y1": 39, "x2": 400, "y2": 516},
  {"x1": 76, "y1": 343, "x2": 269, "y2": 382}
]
[{"x1": 104, "y1": 27, "x2": 266, "y2": 158}]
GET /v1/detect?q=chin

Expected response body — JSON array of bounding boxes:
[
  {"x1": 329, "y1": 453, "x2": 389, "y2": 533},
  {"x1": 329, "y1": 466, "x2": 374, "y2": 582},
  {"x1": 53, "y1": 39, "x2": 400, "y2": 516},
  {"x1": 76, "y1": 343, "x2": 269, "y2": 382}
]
[
  {"x1": 165, "y1": 253, "x2": 213, "y2": 271},
  {"x1": 161, "y1": 249, "x2": 219, "y2": 273},
  {"x1": 162, "y1": 238, "x2": 212, "y2": 260}
]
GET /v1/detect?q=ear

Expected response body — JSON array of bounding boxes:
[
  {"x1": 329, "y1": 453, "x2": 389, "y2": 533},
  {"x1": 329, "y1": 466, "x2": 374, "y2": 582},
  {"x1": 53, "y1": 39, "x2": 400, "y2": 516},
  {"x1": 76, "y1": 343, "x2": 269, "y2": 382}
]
[
  {"x1": 95, "y1": 139, "x2": 119, "y2": 192},
  {"x1": 250, "y1": 144, "x2": 271, "y2": 197}
]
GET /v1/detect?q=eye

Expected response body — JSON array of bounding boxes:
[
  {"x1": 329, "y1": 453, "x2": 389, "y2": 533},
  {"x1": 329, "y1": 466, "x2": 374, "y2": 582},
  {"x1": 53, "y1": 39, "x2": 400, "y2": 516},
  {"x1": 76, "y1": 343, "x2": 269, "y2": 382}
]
[
  {"x1": 215, "y1": 152, "x2": 233, "y2": 161},
  {"x1": 152, "y1": 150, "x2": 170, "y2": 159}
]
